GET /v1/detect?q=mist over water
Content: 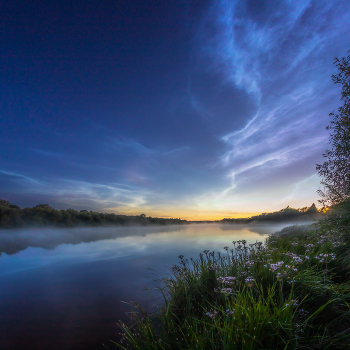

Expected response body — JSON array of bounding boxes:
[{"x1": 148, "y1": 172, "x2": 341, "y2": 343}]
[
  {"x1": 0, "y1": 225, "x2": 187, "y2": 256},
  {"x1": 0, "y1": 223, "x2": 311, "y2": 350}
]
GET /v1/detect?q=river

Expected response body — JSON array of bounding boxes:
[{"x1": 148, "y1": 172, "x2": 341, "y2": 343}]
[{"x1": 0, "y1": 222, "x2": 311, "y2": 350}]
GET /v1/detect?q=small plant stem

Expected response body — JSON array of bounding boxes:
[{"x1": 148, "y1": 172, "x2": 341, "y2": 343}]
[{"x1": 280, "y1": 278, "x2": 284, "y2": 306}]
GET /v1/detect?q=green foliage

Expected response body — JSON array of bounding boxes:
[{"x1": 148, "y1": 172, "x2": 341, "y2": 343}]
[
  {"x1": 117, "y1": 227, "x2": 350, "y2": 349},
  {"x1": 0, "y1": 199, "x2": 187, "y2": 229},
  {"x1": 317, "y1": 51, "x2": 350, "y2": 207},
  {"x1": 222, "y1": 203, "x2": 320, "y2": 223},
  {"x1": 316, "y1": 199, "x2": 350, "y2": 241},
  {"x1": 0, "y1": 199, "x2": 12, "y2": 207}
]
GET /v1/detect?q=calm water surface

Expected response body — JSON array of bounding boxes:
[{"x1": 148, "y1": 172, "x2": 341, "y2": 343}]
[{"x1": 0, "y1": 223, "x2": 307, "y2": 350}]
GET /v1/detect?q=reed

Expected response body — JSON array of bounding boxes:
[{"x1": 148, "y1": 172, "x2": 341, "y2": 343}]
[{"x1": 116, "y1": 226, "x2": 350, "y2": 349}]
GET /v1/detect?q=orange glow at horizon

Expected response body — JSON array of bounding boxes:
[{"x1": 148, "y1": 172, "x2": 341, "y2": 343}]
[
  {"x1": 104, "y1": 197, "x2": 320, "y2": 221},
  {"x1": 105, "y1": 207, "x2": 264, "y2": 221}
]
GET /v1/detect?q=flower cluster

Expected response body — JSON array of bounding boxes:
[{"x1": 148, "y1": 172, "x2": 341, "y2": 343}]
[
  {"x1": 298, "y1": 308, "x2": 309, "y2": 317},
  {"x1": 233, "y1": 239, "x2": 247, "y2": 245},
  {"x1": 269, "y1": 261, "x2": 284, "y2": 271},
  {"x1": 252, "y1": 241, "x2": 264, "y2": 249},
  {"x1": 217, "y1": 276, "x2": 236, "y2": 285},
  {"x1": 303, "y1": 244, "x2": 315, "y2": 252},
  {"x1": 245, "y1": 276, "x2": 255, "y2": 287},
  {"x1": 171, "y1": 265, "x2": 181, "y2": 274},
  {"x1": 294, "y1": 323, "x2": 304, "y2": 334},
  {"x1": 315, "y1": 253, "x2": 336, "y2": 262},
  {"x1": 206, "y1": 308, "x2": 234, "y2": 319},
  {"x1": 284, "y1": 265, "x2": 298, "y2": 272},
  {"x1": 289, "y1": 238, "x2": 299, "y2": 246},
  {"x1": 283, "y1": 252, "x2": 303, "y2": 263},
  {"x1": 316, "y1": 235, "x2": 328, "y2": 244},
  {"x1": 205, "y1": 310, "x2": 218, "y2": 319},
  {"x1": 285, "y1": 300, "x2": 299, "y2": 307},
  {"x1": 214, "y1": 287, "x2": 232, "y2": 293}
]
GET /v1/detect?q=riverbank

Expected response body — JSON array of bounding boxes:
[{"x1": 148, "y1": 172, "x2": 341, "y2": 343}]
[
  {"x1": 117, "y1": 224, "x2": 350, "y2": 349},
  {"x1": 0, "y1": 201, "x2": 187, "y2": 229},
  {"x1": 1, "y1": 199, "x2": 321, "y2": 229}
]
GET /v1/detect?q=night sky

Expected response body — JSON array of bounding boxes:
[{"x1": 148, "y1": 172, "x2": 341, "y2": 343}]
[{"x1": 1, "y1": 1, "x2": 350, "y2": 220}]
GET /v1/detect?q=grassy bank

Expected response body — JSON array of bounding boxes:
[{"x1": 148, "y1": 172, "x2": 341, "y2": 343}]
[{"x1": 116, "y1": 223, "x2": 350, "y2": 349}]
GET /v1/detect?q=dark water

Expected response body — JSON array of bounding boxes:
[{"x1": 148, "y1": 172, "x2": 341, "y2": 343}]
[{"x1": 0, "y1": 223, "x2": 307, "y2": 350}]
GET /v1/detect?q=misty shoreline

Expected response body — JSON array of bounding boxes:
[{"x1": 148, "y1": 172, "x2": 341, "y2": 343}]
[
  {"x1": 0, "y1": 222, "x2": 315, "y2": 257},
  {"x1": 1, "y1": 199, "x2": 321, "y2": 230}
]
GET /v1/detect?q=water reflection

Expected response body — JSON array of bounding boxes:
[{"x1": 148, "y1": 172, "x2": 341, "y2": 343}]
[
  {"x1": 0, "y1": 223, "x2": 303, "y2": 350},
  {"x1": 0, "y1": 225, "x2": 186, "y2": 256}
]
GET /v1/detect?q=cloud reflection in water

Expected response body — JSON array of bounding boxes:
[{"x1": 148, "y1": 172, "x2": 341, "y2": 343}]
[{"x1": 0, "y1": 223, "x2": 304, "y2": 350}]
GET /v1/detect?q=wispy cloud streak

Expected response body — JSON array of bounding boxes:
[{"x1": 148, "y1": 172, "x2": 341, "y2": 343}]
[
  {"x1": 197, "y1": 0, "x2": 314, "y2": 100},
  {"x1": 0, "y1": 170, "x2": 152, "y2": 211},
  {"x1": 195, "y1": 0, "x2": 350, "y2": 195}
]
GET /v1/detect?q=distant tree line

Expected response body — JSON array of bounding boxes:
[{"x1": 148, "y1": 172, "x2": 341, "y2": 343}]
[
  {"x1": 0, "y1": 200, "x2": 187, "y2": 229},
  {"x1": 221, "y1": 204, "x2": 320, "y2": 224}
]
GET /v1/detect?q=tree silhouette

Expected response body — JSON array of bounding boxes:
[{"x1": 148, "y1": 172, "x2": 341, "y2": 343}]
[{"x1": 316, "y1": 51, "x2": 350, "y2": 207}]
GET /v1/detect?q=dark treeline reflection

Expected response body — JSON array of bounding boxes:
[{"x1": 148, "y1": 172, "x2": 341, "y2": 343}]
[
  {"x1": 219, "y1": 222, "x2": 314, "y2": 236},
  {"x1": 0, "y1": 225, "x2": 186, "y2": 256},
  {"x1": 0, "y1": 223, "x2": 311, "y2": 256}
]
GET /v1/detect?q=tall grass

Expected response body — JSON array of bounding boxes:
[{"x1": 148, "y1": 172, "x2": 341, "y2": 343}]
[{"x1": 116, "y1": 227, "x2": 350, "y2": 349}]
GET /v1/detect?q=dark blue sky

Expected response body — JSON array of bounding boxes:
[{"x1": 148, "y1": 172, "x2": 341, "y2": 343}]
[{"x1": 1, "y1": 0, "x2": 350, "y2": 219}]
